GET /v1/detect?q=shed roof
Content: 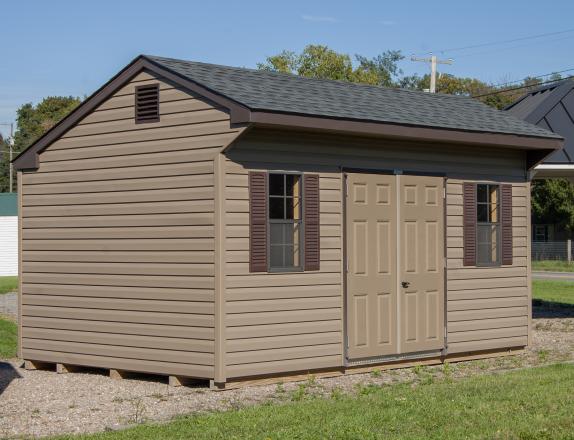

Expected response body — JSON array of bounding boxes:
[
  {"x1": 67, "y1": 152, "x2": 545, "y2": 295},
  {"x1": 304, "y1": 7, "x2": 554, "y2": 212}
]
[
  {"x1": 149, "y1": 55, "x2": 560, "y2": 140},
  {"x1": 506, "y1": 79, "x2": 574, "y2": 164},
  {"x1": 13, "y1": 55, "x2": 563, "y2": 171}
]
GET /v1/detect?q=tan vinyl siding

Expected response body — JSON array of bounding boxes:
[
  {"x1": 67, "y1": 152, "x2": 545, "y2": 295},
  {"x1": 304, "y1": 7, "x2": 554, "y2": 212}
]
[
  {"x1": 19, "y1": 70, "x2": 242, "y2": 378},
  {"x1": 224, "y1": 151, "x2": 344, "y2": 378},
  {"x1": 223, "y1": 128, "x2": 529, "y2": 377},
  {"x1": 445, "y1": 180, "x2": 529, "y2": 354}
]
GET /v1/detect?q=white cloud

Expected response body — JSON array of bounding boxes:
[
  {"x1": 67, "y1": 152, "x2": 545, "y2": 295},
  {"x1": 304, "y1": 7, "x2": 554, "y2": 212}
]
[
  {"x1": 380, "y1": 20, "x2": 396, "y2": 26},
  {"x1": 301, "y1": 15, "x2": 339, "y2": 23}
]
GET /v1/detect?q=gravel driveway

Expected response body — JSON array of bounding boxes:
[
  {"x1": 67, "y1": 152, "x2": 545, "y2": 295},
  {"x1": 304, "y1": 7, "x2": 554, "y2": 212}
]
[{"x1": 1, "y1": 308, "x2": 573, "y2": 439}]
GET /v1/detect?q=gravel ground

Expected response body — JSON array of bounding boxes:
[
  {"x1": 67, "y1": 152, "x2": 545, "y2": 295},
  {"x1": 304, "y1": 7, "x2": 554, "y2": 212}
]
[
  {"x1": 1, "y1": 309, "x2": 573, "y2": 439},
  {"x1": 0, "y1": 293, "x2": 17, "y2": 320}
]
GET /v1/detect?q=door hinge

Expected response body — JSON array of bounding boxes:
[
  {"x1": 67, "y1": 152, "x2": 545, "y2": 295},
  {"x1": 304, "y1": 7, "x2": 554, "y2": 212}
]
[{"x1": 443, "y1": 187, "x2": 446, "y2": 199}]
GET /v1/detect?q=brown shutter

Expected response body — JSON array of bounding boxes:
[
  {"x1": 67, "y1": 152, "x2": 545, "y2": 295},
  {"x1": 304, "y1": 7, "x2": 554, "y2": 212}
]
[
  {"x1": 303, "y1": 174, "x2": 320, "y2": 271},
  {"x1": 501, "y1": 184, "x2": 513, "y2": 265},
  {"x1": 463, "y1": 182, "x2": 477, "y2": 266},
  {"x1": 249, "y1": 171, "x2": 268, "y2": 272}
]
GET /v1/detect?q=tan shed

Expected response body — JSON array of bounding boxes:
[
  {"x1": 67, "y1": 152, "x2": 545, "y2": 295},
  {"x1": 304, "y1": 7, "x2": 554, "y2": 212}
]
[{"x1": 13, "y1": 55, "x2": 563, "y2": 388}]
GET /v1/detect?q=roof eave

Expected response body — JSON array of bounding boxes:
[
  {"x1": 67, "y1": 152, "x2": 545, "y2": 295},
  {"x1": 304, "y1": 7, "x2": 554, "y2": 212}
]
[{"x1": 238, "y1": 110, "x2": 563, "y2": 151}]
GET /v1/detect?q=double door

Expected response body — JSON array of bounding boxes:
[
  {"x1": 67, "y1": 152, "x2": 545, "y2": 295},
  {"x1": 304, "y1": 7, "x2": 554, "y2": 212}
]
[{"x1": 346, "y1": 172, "x2": 445, "y2": 360}]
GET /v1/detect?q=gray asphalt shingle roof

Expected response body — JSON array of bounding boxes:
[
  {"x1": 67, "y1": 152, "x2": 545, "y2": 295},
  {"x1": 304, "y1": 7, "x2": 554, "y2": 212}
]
[{"x1": 146, "y1": 55, "x2": 560, "y2": 140}]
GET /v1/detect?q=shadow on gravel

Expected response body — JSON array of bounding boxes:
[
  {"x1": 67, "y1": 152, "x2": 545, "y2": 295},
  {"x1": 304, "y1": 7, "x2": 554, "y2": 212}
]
[
  {"x1": 0, "y1": 362, "x2": 22, "y2": 396},
  {"x1": 533, "y1": 300, "x2": 574, "y2": 319}
]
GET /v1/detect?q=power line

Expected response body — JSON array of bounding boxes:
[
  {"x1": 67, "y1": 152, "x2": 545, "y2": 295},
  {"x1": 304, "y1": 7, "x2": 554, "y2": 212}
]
[
  {"x1": 453, "y1": 34, "x2": 574, "y2": 59},
  {"x1": 487, "y1": 67, "x2": 574, "y2": 89},
  {"x1": 472, "y1": 76, "x2": 574, "y2": 99},
  {"x1": 413, "y1": 27, "x2": 574, "y2": 56}
]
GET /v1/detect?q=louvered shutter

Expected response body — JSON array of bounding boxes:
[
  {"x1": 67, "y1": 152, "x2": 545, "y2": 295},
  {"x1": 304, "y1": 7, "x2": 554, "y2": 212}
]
[
  {"x1": 501, "y1": 184, "x2": 513, "y2": 265},
  {"x1": 249, "y1": 171, "x2": 268, "y2": 272},
  {"x1": 135, "y1": 84, "x2": 160, "y2": 123},
  {"x1": 463, "y1": 182, "x2": 477, "y2": 266},
  {"x1": 304, "y1": 174, "x2": 320, "y2": 271}
]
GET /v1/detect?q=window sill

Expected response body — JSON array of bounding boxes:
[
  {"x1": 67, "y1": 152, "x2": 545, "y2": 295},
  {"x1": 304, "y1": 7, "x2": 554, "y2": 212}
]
[{"x1": 268, "y1": 267, "x2": 305, "y2": 273}]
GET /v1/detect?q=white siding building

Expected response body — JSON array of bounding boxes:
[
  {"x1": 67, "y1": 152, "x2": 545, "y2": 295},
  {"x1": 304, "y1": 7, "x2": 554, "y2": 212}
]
[{"x1": 0, "y1": 193, "x2": 18, "y2": 276}]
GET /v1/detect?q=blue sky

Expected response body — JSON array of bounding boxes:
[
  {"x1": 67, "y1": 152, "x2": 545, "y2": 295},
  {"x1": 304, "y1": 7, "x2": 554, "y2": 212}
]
[{"x1": 1, "y1": 0, "x2": 573, "y2": 139}]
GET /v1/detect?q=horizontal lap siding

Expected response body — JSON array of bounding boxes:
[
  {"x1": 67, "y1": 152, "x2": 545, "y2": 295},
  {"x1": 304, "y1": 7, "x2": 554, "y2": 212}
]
[
  {"x1": 224, "y1": 128, "x2": 529, "y2": 377},
  {"x1": 446, "y1": 180, "x2": 529, "y2": 353},
  {"x1": 224, "y1": 156, "x2": 343, "y2": 378},
  {"x1": 20, "y1": 71, "x2": 241, "y2": 378}
]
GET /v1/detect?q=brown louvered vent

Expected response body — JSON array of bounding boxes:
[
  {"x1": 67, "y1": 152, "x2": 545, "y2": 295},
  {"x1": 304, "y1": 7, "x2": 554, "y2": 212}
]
[
  {"x1": 249, "y1": 171, "x2": 268, "y2": 272},
  {"x1": 135, "y1": 84, "x2": 160, "y2": 123},
  {"x1": 462, "y1": 182, "x2": 477, "y2": 266},
  {"x1": 501, "y1": 184, "x2": 513, "y2": 265},
  {"x1": 303, "y1": 174, "x2": 320, "y2": 271}
]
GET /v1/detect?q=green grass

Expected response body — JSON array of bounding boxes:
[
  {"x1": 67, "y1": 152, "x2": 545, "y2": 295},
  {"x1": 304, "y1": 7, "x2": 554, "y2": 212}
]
[
  {"x1": 0, "y1": 317, "x2": 17, "y2": 359},
  {"x1": 0, "y1": 276, "x2": 18, "y2": 294},
  {"x1": 53, "y1": 364, "x2": 574, "y2": 440},
  {"x1": 533, "y1": 279, "x2": 574, "y2": 306},
  {"x1": 532, "y1": 260, "x2": 574, "y2": 272}
]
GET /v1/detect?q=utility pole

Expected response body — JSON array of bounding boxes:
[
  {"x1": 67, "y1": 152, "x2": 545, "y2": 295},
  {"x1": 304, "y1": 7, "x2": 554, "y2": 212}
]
[
  {"x1": 0, "y1": 123, "x2": 15, "y2": 193},
  {"x1": 410, "y1": 54, "x2": 453, "y2": 93}
]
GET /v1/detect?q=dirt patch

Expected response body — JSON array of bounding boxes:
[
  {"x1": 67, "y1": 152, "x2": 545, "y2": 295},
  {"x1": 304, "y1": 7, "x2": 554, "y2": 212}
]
[{"x1": 1, "y1": 308, "x2": 573, "y2": 439}]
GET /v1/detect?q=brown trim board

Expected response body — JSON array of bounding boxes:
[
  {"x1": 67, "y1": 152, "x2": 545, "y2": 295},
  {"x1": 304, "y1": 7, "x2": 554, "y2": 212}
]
[{"x1": 246, "y1": 111, "x2": 563, "y2": 152}]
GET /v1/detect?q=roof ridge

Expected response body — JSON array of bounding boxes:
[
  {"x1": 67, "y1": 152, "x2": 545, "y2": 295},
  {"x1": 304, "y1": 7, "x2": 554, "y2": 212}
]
[{"x1": 143, "y1": 54, "x2": 476, "y2": 101}]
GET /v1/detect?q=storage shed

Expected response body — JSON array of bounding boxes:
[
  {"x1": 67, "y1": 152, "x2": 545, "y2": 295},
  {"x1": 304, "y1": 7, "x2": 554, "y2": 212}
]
[{"x1": 13, "y1": 55, "x2": 563, "y2": 388}]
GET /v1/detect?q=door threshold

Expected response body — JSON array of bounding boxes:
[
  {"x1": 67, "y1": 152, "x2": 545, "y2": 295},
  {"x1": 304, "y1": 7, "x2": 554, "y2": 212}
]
[{"x1": 347, "y1": 349, "x2": 443, "y2": 366}]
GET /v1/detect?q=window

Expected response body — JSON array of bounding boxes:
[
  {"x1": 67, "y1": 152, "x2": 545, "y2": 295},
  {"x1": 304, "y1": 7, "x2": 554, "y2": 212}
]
[
  {"x1": 269, "y1": 173, "x2": 303, "y2": 270},
  {"x1": 476, "y1": 184, "x2": 500, "y2": 265},
  {"x1": 135, "y1": 84, "x2": 160, "y2": 123}
]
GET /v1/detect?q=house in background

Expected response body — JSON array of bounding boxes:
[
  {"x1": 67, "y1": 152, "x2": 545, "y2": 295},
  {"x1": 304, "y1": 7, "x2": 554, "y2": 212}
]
[
  {"x1": 506, "y1": 79, "x2": 574, "y2": 242},
  {"x1": 12, "y1": 55, "x2": 562, "y2": 388},
  {"x1": 0, "y1": 193, "x2": 18, "y2": 276}
]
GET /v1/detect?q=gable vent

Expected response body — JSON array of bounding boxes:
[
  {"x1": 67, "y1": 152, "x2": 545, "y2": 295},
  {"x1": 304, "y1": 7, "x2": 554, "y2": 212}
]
[{"x1": 135, "y1": 84, "x2": 160, "y2": 123}]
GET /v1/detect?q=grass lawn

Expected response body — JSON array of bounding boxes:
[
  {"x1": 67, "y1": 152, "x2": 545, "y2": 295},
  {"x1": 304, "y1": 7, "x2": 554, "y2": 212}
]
[
  {"x1": 53, "y1": 364, "x2": 574, "y2": 440},
  {"x1": 0, "y1": 316, "x2": 17, "y2": 359},
  {"x1": 533, "y1": 279, "x2": 574, "y2": 306},
  {"x1": 532, "y1": 260, "x2": 574, "y2": 272},
  {"x1": 0, "y1": 276, "x2": 18, "y2": 294}
]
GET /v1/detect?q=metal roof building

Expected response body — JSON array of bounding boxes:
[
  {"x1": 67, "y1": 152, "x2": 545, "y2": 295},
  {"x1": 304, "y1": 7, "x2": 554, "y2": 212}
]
[{"x1": 506, "y1": 79, "x2": 574, "y2": 177}]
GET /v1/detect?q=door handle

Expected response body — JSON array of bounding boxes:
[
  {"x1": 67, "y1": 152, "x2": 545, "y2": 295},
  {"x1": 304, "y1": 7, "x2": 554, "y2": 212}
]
[{"x1": 401, "y1": 281, "x2": 410, "y2": 288}]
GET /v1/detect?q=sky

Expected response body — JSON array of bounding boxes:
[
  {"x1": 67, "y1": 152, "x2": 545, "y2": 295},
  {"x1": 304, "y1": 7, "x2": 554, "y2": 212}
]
[{"x1": 1, "y1": 0, "x2": 574, "y2": 139}]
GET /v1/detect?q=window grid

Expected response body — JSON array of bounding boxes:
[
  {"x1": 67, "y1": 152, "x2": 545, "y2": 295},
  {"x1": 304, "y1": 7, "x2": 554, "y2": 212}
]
[
  {"x1": 476, "y1": 184, "x2": 500, "y2": 266},
  {"x1": 268, "y1": 173, "x2": 303, "y2": 271}
]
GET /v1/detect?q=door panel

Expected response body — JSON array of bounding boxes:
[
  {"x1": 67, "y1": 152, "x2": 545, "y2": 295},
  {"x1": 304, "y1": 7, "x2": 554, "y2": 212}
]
[
  {"x1": 346, "y1": 173, "x2": 397, "y2": 359},
  {"x1": 346, "y1": 173, "x2": 444, "y2": 361},
  {"x1": 399, "y1": 175, "x2": 445, "y2": 352}
]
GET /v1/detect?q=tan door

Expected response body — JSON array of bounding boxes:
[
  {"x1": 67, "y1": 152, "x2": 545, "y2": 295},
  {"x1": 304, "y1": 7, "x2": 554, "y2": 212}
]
[
  {"x1": 346, "y1": 173, "x2": 398, "y2": 359},
  {"x1": 346, "y1": 173, "x2": 444, "y2": 360},
  {"x1": 399, "y1": 175, "x2": 444, "y2": 352}
]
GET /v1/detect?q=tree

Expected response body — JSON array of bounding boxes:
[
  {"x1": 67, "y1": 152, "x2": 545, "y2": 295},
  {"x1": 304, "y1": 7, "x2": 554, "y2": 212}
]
[
  {"x1": 0, "y1": 135, "x2": 10, "y2": 192},
  {"x1": 13, "y1": 96, "x2": 81, "y2": 155},
  {"x1": 258, "y1": 45, "x2": 404, "y2": 87},
  {"x1": 531, "y1": 179, "x2": 574, "y2": 237},
  {"x1": 0, "y1": 96, "x2": 80, "y2": 193}
]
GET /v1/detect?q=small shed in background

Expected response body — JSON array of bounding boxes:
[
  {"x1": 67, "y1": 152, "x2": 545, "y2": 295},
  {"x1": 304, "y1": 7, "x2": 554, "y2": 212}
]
[{"x1": 0, "y1": 193, "x2": 18, "y2": 276}]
